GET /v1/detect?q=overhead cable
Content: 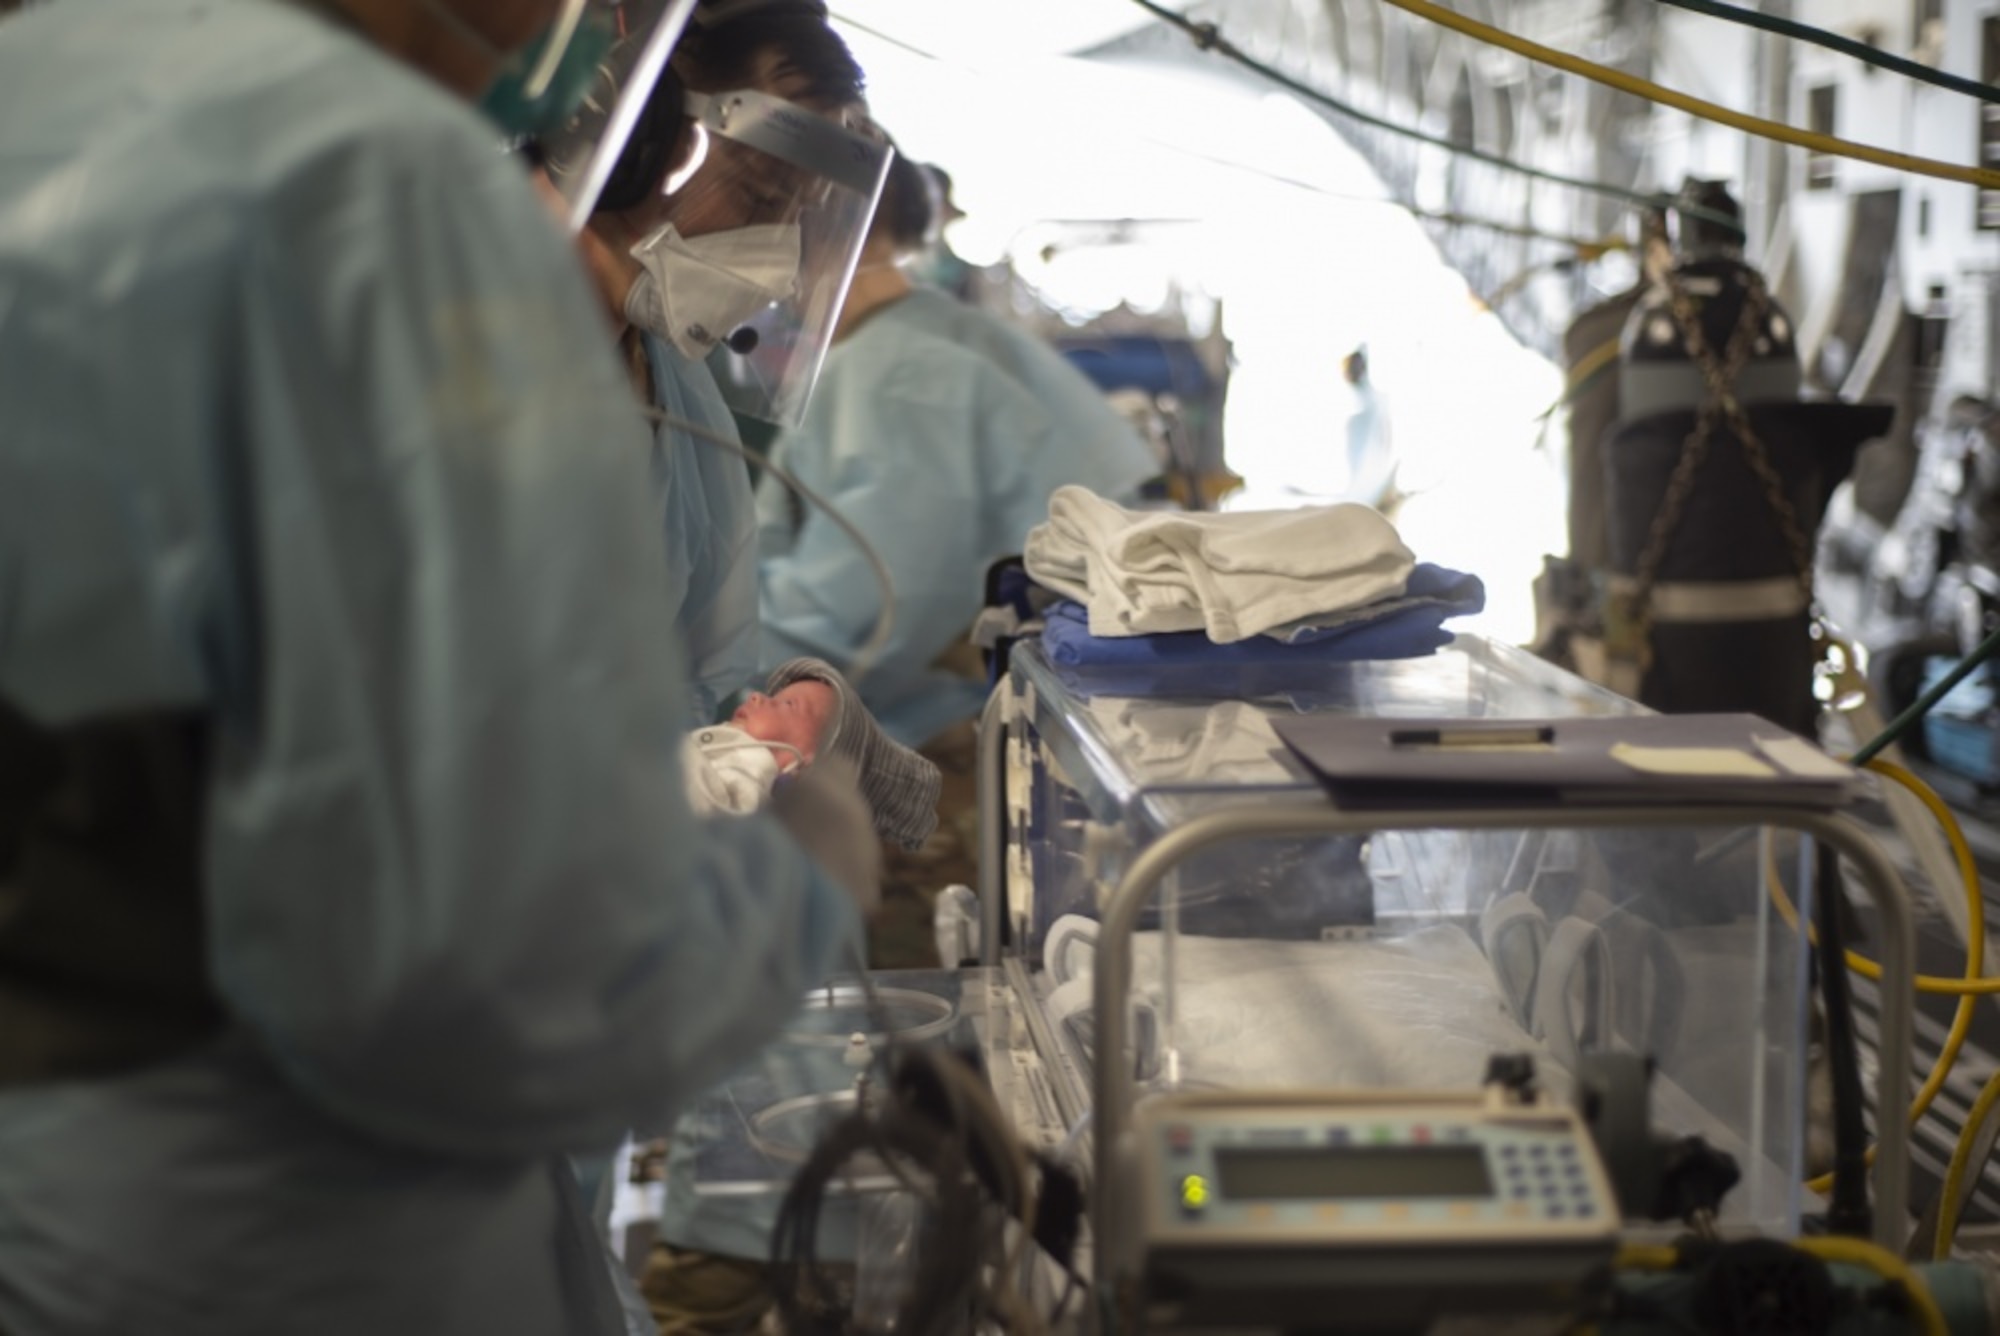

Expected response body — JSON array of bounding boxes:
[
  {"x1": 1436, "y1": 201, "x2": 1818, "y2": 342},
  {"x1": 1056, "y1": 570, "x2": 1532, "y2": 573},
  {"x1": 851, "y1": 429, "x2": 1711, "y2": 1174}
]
[
  {"x1": 1376, "y1": 0, "x2": 2000, "y2": 191},
  {"x1": 1415, "y1": 210, "x2": 1627, "y2": 256},
  {"x1": 1651, "y1": 0, "x2": 2000, "y2": 105},
  {"x1": 1124, "y1": 0, "x2": 1739, "y2": 229}
]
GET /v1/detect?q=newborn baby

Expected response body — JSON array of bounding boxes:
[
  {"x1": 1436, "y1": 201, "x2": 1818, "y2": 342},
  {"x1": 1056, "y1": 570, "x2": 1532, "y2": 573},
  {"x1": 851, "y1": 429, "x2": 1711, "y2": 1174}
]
[{"x1": 681, "y1": 657, "x2": 943, "y2": 849}]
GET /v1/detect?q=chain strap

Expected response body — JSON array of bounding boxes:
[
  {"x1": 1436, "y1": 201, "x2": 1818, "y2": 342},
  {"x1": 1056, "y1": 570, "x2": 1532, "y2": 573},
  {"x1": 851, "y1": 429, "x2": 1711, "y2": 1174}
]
[
  {"x1": 1666, "y1": 273, "x2": 1820, "y2": 601},
  {"x1": 1623, "y1": 250, "x2": 1817, "y2": 674}
]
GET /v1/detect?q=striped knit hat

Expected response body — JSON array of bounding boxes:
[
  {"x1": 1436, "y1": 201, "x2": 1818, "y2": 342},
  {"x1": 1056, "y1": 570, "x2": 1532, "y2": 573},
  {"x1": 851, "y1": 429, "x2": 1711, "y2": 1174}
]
[{"x1": 765, "y1": 658, "x2": 941, "y2": 851}]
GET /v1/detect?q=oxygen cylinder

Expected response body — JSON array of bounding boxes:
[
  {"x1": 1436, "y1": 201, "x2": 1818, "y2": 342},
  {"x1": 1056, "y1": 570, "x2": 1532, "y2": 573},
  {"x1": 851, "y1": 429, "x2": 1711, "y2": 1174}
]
[{"x1": 1602, "y1": 250, "x2": 1888, "y2": 735}]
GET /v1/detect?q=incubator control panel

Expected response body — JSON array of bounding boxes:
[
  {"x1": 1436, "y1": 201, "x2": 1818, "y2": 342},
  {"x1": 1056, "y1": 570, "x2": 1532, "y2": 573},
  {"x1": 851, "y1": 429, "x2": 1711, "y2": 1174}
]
[{"x1": 1137, "y1": 1094, "x2": 1620, "y2": 1248}]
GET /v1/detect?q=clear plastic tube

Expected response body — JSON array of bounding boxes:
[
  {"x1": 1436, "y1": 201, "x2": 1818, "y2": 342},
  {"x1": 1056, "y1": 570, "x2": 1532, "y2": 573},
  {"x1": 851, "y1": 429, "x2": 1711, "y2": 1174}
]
[{"x1": 851, "y1": 1188, "x2": 923, "y2": 1333}]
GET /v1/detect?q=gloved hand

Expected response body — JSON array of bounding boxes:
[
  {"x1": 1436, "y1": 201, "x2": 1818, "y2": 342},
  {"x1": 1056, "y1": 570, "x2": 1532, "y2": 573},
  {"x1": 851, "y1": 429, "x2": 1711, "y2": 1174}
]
[{"x1": 770, "y1": 754, "x2": 882, "y2": 915}]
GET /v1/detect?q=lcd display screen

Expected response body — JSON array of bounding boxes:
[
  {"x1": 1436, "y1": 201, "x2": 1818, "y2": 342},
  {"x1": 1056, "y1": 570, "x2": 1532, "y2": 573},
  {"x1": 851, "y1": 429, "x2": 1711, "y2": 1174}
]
[{"x1": 1214, "y1": 1145, "x2": 1494, "y2": 1200}]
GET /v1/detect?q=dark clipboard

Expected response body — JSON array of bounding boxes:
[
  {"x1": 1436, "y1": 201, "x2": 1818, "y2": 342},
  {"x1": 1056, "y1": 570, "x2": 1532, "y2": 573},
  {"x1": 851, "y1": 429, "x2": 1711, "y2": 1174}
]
[{"x1": 1267, "y1": 713, "x2": 1859, "y2": 811}]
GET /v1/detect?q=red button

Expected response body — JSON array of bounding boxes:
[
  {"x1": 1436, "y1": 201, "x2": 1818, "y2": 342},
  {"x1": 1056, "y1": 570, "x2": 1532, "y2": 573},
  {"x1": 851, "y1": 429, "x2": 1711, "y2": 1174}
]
[{"x1": 1411, "y1": 1125, "x2": 1432, "y2": 1144}]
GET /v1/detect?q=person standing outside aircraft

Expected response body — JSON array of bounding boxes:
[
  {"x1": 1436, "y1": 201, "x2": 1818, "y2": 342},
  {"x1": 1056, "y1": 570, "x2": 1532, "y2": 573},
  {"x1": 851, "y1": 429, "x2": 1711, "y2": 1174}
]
[
  {"x1": 0, "y1": 2, "x2": 874, "y2": 1334},
  {"x1": 1341, "y1": 345, "x2": 1396, "y2": 508}
]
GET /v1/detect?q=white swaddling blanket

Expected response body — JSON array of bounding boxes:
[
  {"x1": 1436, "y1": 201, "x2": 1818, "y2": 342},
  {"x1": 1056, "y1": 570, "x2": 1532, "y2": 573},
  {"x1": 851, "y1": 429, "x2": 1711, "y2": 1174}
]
[
  {"x1": 680, "y1": 725, "x2": 784, "y2": 817},
  {"x1": 1023, "y1": 486, "x2": 1416, "y2": 643}
]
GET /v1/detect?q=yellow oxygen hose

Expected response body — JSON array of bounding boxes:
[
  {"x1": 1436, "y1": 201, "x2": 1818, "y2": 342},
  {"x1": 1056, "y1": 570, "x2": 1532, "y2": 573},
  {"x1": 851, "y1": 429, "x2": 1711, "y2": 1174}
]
[
  {"x1": 1935, "y1": 1052, "x2": 2000, "y2": 1258},
  {"x1": 1796, "y1": 1236, "x2": 1950, "y2": 1336},
  {"x1": 1759, "y1": 759, "x2": 1985, "y2": 1198},
  {"x1": 1768, "y1": 761, "x2": 1992, "y2": 995},
  {"x1": 1375, "y1": 0, "x2": 2000, "y2": 192},
  {"x1": 1613, "y1": 1239, "x2": 1947, "y2": 1336}
]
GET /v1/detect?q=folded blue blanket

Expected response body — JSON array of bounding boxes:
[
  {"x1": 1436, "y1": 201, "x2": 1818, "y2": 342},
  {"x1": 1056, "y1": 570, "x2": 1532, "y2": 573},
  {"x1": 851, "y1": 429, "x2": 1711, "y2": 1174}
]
[{"x1": 1042, "y1": 563, "x2": 1485, "y2": 669}]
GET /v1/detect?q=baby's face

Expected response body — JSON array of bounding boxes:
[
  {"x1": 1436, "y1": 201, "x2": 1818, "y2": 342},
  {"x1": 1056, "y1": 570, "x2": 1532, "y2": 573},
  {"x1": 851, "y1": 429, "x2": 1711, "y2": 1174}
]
[{"x1": 731, "y1": 680, "x2": 837, "y2": 763}]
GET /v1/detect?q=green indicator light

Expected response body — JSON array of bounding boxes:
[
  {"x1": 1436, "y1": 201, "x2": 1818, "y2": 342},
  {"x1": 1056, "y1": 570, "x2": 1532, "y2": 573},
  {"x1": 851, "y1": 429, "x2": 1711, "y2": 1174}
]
[
  {"x1": 1372, "y1": 1126, "x2": 1396, "y2": 1144},
  {"x1": 1180, "y1": 1175, "x2": 1211, "y2": 1209}
]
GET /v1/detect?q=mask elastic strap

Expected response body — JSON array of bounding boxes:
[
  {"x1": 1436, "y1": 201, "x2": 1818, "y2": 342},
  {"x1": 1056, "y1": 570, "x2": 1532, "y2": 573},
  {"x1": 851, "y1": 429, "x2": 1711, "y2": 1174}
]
[{"x1": 524, "y1": 0, "x2": 593, "y2": 100}]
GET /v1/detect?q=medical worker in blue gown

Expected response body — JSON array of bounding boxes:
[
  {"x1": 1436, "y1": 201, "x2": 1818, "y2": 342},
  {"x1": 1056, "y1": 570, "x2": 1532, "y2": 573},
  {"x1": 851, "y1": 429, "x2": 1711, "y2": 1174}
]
[
  {"x1": 756, "y1": 150, "x2": 1159, "y2": 968},
  {"x1": 541, "y1": 13, "x2": 889, "y2": 1328},
  {"x1": 0, "y1": 3, "x2": 878, "y2": 1334},
  {"x1": 566, "y1": 6, "x2": 876, "y2": 725},
  {"x1": 757, "y1": 151, "x2": 1161, "y2": 747}
]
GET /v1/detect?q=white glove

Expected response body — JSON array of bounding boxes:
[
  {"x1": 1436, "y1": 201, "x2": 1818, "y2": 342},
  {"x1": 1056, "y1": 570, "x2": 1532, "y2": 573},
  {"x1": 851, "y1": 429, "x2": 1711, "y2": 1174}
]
[
  {"x1": 933, "y1": 884, "x2": 981, "y2": 967},
  {"x1": 770, "y1": 755, "x2": 883, "y2": 915}
]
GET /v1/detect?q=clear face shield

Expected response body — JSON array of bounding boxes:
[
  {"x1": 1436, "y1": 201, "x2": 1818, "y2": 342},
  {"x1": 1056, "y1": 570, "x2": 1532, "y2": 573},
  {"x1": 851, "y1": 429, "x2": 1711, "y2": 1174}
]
[
  {"x1": 633, "y1": 89, "x2": 891, "y2": 426},
  {"x1": 528, "y1": 0, "x2": 701, "y2": 232}
]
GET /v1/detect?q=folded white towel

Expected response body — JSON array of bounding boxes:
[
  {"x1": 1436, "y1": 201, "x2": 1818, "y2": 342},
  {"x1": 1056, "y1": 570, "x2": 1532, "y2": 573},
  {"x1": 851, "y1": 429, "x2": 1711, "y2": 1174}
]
[{"x1": 1024, "y1": 486, "x2": 1416, "y2": 642}]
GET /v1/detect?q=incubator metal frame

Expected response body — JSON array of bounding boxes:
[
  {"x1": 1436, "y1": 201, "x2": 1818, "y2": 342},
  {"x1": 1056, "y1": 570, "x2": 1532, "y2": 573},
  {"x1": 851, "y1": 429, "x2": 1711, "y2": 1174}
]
[{"x1": 973, "y1": 682, "x2": 1922, "y2": 1263}]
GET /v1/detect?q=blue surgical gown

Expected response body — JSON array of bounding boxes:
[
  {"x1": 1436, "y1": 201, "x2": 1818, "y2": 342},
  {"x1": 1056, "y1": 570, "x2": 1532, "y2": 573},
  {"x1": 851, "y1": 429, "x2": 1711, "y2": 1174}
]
[
  {"x1": 645, "y1": 336, "x2": 760, "y2": 725},
  {"x1": 887, "y1": 286, "x2": 1162, "y2": 485},
  {"x1": 623, "y1": 343, "x2": 776, "y2": 1299},
  {"x1": 0, "y1": 3, "x2": 852, "y2": 1333},
  {"x1": 756, "y1": 288, "x2": 1159, "y2": 745}
]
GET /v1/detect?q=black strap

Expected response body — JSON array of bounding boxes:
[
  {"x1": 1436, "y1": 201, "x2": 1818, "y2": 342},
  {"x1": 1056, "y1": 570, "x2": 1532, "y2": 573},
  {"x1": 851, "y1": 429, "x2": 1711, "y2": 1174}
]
[{"x1": 0, "y1": 700, "x2": 223, "y2": 1086}]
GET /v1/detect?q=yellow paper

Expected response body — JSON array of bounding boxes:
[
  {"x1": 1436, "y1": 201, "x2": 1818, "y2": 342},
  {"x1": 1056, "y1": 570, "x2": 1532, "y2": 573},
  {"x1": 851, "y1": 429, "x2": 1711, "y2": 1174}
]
[{"x1": 1609, "y1": 742, "x2": 1778, "y2": 778}]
